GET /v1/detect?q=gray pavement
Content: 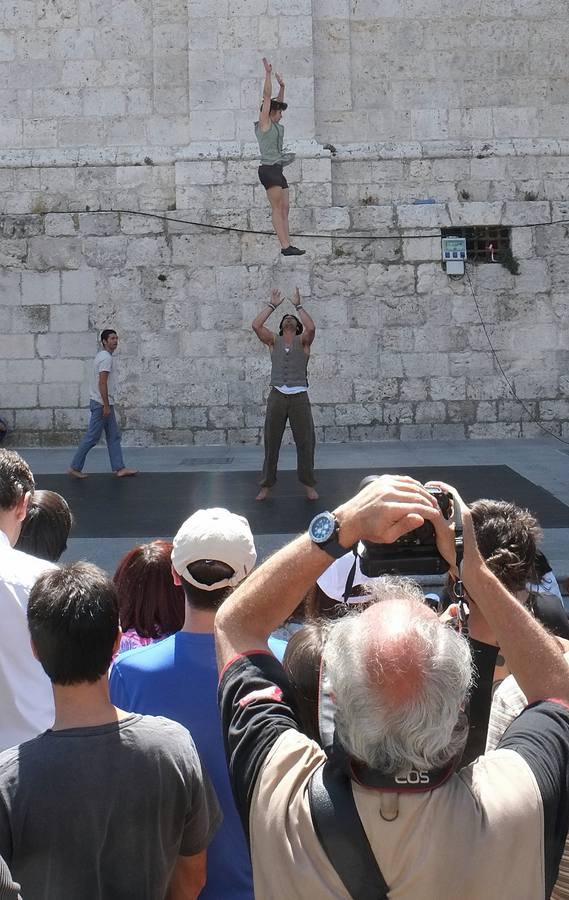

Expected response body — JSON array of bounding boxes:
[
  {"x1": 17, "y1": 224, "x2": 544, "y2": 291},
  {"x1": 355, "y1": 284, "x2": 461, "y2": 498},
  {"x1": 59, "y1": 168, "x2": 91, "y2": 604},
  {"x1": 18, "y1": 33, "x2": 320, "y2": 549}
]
[{"x1": 18, "y1": 437, "x2": 569, "y2": 579}]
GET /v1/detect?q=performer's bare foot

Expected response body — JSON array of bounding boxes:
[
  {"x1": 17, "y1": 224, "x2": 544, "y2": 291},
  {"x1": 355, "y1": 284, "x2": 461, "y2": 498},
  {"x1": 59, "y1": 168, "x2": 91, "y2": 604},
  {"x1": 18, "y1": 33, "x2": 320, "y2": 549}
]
[
  {"x1": 68, "y1": 468, "x2": 87, "y2": 480},
  {"x1": 304, "y1": 486, "x2": 319, "y2": 500},
  {"x1": 256, "y1": 487, "x2": 270, "y2": 501},
  {"x1": 115, "y1": 468, "x2": 138, "y2": 478}
]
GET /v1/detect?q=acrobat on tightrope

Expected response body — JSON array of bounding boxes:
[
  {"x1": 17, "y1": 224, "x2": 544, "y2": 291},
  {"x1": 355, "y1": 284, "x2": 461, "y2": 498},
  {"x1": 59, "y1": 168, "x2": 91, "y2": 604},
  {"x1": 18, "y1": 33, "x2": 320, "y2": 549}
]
[{"x1": 255, "y1": 57, "x2": 305, "y2": 257}]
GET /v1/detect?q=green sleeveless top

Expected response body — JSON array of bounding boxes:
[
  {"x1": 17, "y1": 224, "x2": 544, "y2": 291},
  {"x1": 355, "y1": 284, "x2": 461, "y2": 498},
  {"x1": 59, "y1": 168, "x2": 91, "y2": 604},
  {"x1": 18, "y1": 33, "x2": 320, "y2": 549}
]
[{"x1": 255, "y1": 120, "x2": 286, "y2": 166}]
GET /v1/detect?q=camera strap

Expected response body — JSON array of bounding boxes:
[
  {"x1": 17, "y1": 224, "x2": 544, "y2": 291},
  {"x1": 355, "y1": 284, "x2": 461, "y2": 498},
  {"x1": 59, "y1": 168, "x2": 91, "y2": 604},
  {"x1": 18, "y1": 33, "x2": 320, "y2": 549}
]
[
  {"x1": 452, "y1": 499, "x2": 466, "y2": 628},
  {"x1": 309, "y1": 758, "x2": 389, "y2": 900}
]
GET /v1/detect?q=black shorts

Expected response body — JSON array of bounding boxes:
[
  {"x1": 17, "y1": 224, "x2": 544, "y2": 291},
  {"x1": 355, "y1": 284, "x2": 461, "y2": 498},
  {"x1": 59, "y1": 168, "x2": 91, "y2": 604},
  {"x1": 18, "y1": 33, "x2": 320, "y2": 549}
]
[{"x1": 258, "y1": 164, "x2": 288, "y2": 190}]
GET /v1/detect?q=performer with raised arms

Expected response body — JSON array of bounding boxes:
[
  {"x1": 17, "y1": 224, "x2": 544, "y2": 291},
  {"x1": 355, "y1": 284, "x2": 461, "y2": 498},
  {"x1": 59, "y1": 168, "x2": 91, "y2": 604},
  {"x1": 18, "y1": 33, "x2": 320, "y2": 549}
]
[
  {"x1": 252, "y1": 287, "x2": 317, "y2": 501},
  {"x1": 255, "y1": 58, "x2": 305, "y2": 257}
]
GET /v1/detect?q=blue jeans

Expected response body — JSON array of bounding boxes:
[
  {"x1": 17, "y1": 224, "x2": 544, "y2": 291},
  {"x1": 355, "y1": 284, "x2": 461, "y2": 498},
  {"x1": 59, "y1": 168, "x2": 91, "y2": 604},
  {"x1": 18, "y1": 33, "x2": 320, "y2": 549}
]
[{"x1": 70, "y1": 400, "x2": 125, "y2": 473}]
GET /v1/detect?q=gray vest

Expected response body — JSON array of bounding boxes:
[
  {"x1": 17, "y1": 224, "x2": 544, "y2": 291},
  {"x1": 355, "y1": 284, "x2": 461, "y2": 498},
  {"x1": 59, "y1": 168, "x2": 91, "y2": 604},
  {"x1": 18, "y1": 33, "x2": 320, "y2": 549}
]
[
  {"x1": 255, "y1": 120, "x2": 285, "y2": 165},
  {"x1": 270, "y1": 336, "x2": 308, "y2": 388}
]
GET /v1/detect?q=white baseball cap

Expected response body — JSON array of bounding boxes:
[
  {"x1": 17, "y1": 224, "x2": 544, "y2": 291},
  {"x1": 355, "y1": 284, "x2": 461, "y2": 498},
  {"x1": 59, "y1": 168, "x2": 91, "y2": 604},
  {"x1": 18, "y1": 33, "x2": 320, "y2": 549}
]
[{"x1": 172, "y1": 507, "x2": 257, "y2": 591}]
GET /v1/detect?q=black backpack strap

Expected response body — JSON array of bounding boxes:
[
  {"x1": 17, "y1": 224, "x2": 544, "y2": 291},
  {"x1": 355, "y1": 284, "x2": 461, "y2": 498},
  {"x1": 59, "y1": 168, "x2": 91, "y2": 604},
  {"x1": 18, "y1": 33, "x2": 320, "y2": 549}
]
[{"x1": 309, "y1": 761, "x2": 389, "y2": 900}]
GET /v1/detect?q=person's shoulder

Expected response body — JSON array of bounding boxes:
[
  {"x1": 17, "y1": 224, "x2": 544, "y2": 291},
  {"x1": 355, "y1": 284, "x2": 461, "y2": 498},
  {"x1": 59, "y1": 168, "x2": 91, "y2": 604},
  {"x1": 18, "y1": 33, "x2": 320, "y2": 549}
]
[
  {"x1": 113, "y1": 634, "x2": 176, "y2": 673},
  {"x1": 0, "y1": 731, "x2": 49, "y2": 778},
  {"x1": 0, "y1": 545, "x2": 57, "y2": 588},
  {"x1": 95, "y1": 349, "x2": 113, "y2": 367},
  {"x1": 130, "y1": 714, "x2": 198, "y2": 759}
]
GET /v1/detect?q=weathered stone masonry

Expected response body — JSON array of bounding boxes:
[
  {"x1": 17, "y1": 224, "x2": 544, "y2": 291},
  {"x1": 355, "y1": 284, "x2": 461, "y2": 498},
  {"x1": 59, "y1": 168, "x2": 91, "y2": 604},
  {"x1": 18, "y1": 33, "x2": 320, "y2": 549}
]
[{"x1": 1, "y1": 0, "x2": 568, "y2": 446}]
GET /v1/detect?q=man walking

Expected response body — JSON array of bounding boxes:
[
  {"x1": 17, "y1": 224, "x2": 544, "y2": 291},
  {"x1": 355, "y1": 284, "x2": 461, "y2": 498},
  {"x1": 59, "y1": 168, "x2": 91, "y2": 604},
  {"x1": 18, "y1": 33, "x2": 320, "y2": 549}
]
[
  {"x1": 69, "y1": 329, "x2": 137, "y2": 479},
  {"x1": 110, "y1": 508, "x2": 258, "y2": 900},
  {"x1": 0, "y1": 561, "x2": 221, "y2": 900},
  {"x1": 252, "y1": 288, "x2": 318, "y2": 501}
]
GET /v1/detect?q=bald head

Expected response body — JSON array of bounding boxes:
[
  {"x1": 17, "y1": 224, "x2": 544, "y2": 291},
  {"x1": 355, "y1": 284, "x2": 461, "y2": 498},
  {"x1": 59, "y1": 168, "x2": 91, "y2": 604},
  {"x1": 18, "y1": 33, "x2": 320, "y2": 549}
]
[
  {"x1": 361, "y1": 598, "x2": 438, "y2": 709},
  {"x1": 323, "y1": 578, "x2": 473, "y2": 775}
]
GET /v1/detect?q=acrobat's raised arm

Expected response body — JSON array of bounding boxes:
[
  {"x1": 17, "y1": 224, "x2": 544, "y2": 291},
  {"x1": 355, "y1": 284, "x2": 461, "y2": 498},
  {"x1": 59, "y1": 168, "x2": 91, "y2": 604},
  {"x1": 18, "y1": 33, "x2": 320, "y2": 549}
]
[
  {"x1": 259, "y1": 58, "x2": 273, "y2": 133},
  {"x1": 251, "y1": 289, "x2": 284, "y2": 347}
]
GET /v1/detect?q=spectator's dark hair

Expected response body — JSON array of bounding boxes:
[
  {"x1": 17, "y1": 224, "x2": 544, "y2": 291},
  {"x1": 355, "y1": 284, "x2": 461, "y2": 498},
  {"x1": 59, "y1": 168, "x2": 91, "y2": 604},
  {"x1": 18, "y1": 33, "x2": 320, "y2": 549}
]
[
  {"x1": 28, "y1": 562, "x2": 119, "y2": 685},
  {"x1": 283, "y1": 622, "x2": 326, "y2": 742},
  {"x1": 16, "y1": 490, "x2": 72, "y2": 562},
  {"x1": 113, "y1": 540, "x2": 185, "y2": 638},
  {"x1": 534, "y1": 549, "x2": 551, "y2": 581},
  {"x1": 278, "y1": 314, "x2": 303, "y2": 336},
  {"x1": 100, "y1": 329, "x2": 117, "y2": 345},
  {"x1": 469, "y1": 499, "x2": 542, "y2": 593},
  {"x1": 181, "y1": 560, "x2": 235, "y2": 612},
  {"x1": 0, "y1": 449, "x2": 34, "y2": 511}
]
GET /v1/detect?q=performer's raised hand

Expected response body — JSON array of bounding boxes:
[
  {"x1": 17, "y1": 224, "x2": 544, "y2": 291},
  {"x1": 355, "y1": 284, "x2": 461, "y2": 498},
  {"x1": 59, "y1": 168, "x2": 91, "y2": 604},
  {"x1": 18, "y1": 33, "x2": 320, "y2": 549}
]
[
  {"x1": 262, "y1": 57, "x2": 272, "y2": 74},
  {"x1": 275, "y1": 71, "x2": 285, "y2": 87},
  {"x1": 291, "y1": 287, "x2": 301, "y2": 308},
  {"x1": 271, "y1": 288, "x2": 284, "y2": 307}
]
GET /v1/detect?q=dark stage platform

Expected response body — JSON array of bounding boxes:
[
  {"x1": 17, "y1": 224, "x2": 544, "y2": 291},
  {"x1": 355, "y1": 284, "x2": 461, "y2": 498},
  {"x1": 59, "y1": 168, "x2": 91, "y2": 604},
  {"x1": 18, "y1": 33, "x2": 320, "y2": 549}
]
[{"x1": 37, "y1": 465, "x2": 568, "y2": 538}]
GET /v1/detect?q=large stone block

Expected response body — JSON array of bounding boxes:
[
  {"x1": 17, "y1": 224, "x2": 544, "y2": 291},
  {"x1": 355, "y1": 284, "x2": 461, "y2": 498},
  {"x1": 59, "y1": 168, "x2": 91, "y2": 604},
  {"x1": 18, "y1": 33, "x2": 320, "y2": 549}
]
[
  {"x1": 0, "y1": 383, "x2": 38, "y2": 407},
  {"x1": 44, "y1": 358, "x2": 86, "y2": 382},
  {"x1": 28, "y1": 238, "x2": 82, "y2": 271},
  {"x1": 0, "y1": 333, "x2": 34, "y2": 358},
  {"x1": 11, "y1": 304, "x2": 50, "y2": 333},
  {"x1": 2, "y1": 359, "x2": 43, "y2": 383},
  {"x1": 38, "y1": 382, "x2": 79, "y2": 406}
]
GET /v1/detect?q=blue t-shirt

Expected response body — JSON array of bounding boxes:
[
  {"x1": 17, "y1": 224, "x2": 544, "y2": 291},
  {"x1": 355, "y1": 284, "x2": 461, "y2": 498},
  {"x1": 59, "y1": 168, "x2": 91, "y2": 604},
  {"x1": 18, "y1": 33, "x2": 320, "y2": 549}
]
[{"x1": 109, "y1": 632, "x2": 253, "y2": 900}]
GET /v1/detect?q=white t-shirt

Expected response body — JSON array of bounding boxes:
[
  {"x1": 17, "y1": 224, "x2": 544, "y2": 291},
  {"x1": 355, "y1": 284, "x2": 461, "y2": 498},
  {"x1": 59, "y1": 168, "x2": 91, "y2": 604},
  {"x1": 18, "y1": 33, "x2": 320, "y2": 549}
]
[
  {"x1": 89, "y1": 350, "x2": 116, "y2": 406},
  {"x1": 0, "y1": 530, "x2": 56, "y2": 751}
]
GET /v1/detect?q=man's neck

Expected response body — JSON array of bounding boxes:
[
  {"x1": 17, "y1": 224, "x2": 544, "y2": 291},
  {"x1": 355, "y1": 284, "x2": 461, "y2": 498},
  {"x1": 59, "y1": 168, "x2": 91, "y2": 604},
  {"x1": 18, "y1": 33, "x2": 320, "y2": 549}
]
[
  {"x1": 0, "y1": 513, "x2": 19, "y2": 547},
  {"x1": 182, "y1": 606, "x2": 216, "y2": 635},
  {"x1": 52, "y1": 677, "x2": 128, "y2": 731}
]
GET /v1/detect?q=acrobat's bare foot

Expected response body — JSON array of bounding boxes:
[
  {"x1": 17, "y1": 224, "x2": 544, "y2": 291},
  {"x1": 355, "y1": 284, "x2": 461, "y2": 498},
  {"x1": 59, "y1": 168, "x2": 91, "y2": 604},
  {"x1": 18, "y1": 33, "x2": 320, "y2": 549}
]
[
  {"x1": 256, "y1": 487, "x2": 270, "y2": 501},
  {"x1": 304, "y1": 486, "x2": 319, "y2": 500},
  {"x1": 68, "y1": 468, "x2": 88, "y2": 480},
  {"x1": 115, "y1": 468, "x2": 138, "y2": 478}
]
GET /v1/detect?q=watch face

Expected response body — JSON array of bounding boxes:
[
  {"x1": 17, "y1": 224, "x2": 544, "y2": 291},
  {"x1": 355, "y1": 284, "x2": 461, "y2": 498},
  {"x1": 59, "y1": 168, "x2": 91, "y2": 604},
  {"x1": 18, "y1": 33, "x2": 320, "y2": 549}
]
[{"x1": 310, "y1": 512, "x2": 335, "y2": 544}]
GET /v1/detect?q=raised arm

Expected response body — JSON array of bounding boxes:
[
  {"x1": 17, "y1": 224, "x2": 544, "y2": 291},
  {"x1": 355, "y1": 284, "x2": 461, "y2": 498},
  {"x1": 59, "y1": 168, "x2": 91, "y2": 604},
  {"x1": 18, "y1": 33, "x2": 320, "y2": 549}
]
[
  {"x1": 251, "y1": 289, "x2": 283, "y2": 347},
  {"x1": 215, "y1": 475, "x2": 440, "y2": 669},
  {"x1": 259, "y1": 57, "x2": 273, "y2": 132},
  {"x1": 291, "y1": 288, "x2": 315, "y2": 346},
  {"x1": 275, "y1": 70, "x2": 285, "y2": 103},
  {"x1": 432, "y1": 487, "x2": 569, "y2": 707}
]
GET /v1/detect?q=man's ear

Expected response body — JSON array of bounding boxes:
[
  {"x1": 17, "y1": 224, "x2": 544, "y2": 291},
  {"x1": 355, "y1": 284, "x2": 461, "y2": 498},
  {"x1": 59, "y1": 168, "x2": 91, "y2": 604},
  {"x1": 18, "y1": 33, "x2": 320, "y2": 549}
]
[
  {"x1": 112, "y1": 627, "x2": 122, "y2": 656},
  {"x1": 16, "y1": 491, "x2": 31, "y2": 524},
  {"x1": 30, "y1": 637, "x2": 40, "y2": 662},
  {"x1": 172, "y1": 566, "x2": 182, "y2": 587}
]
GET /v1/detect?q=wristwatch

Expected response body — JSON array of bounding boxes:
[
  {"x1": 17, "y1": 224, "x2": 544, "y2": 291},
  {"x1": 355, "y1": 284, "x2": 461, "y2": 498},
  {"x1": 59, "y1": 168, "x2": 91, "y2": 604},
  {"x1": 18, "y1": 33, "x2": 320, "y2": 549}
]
[{"x1": 308, "y1": 511, "x2": 347, "y2": 559}]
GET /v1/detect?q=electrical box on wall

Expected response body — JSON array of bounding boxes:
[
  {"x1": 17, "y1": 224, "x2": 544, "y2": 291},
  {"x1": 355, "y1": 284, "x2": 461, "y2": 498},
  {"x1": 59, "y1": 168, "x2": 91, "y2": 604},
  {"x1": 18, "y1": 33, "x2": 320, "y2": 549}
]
[{"x1": 441, "y1": 236, "x2": 467, "y2": 275}]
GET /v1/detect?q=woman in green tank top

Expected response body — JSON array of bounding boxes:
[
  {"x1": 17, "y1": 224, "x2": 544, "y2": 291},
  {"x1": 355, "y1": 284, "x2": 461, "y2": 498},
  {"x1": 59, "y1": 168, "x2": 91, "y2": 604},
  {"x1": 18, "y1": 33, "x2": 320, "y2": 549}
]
[{"x1": 255, "y1": 57, "x2": 305, "y2": 257}]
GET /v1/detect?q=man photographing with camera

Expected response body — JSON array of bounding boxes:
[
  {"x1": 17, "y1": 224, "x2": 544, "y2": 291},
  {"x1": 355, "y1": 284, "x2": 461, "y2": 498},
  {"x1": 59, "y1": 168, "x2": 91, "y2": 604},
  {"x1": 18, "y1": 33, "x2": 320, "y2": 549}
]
[{"x1": 215, "y1": 475, "x2": 569, "y2": 900}]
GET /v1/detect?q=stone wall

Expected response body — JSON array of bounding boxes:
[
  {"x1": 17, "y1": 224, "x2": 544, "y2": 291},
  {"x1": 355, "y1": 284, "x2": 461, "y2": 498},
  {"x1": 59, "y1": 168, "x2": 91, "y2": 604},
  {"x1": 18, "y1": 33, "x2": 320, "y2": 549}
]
[
  {"x1": 1, "y1": 151, "x2": 567, "y2": 446},
  {"x1": 1, "y1": 0, "x2": 568, "y2": 446}
]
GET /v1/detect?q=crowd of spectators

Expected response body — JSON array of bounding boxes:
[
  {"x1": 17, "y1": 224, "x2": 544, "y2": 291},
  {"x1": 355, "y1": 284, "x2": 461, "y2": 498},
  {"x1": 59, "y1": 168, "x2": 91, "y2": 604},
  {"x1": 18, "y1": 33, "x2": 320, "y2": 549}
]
[{"x1": 0, "y1": 446, "x2": 568, "y2": 900}]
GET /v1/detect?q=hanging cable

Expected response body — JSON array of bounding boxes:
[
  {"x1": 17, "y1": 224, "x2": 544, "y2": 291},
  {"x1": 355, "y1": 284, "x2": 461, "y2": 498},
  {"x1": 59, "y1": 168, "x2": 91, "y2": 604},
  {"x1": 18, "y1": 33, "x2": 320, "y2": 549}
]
[
  {"x1": 464, "y1": 266, "x2": 569, "y2": 445},
  {"x1": 3, "y1": 207, "x2": 569, "y2": 243}
]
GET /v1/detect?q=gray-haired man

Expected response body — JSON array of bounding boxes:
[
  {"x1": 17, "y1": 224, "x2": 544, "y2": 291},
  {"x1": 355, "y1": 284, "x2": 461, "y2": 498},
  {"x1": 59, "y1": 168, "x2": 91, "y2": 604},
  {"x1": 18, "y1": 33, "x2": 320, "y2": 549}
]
[{"x1": 215, "y1": 475, "x2": 569, "y2": 899}]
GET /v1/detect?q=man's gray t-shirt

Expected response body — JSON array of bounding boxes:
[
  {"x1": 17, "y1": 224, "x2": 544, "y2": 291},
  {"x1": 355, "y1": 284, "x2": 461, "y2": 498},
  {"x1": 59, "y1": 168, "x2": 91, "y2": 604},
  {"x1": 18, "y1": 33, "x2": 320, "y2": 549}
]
[{"x1": 0, "y1": 714, "x2": 222, "y2": 900}]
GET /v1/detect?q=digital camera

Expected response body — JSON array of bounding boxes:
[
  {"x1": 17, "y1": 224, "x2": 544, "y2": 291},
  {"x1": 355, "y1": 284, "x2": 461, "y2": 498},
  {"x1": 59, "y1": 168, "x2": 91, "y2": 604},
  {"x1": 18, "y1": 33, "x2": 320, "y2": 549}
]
[{"x1": 359, "y1": 478, "x2": 453, "y2": 577}]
